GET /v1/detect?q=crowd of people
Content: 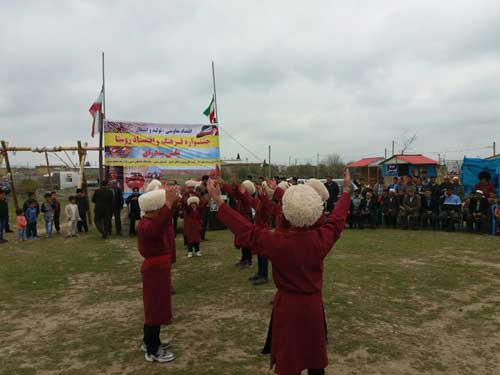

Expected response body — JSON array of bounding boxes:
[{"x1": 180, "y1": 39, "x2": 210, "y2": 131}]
[
  {"x1": 0, "y1": 189, "x2": 91, "y2": 243},
  {"x1": 347, "y1": 171, "x2": 499, "y2": 234}
]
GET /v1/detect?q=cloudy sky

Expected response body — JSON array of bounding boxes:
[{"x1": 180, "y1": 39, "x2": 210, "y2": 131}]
[{"x1": 1, "y1": 0, "x2": 499, "y2": 167}]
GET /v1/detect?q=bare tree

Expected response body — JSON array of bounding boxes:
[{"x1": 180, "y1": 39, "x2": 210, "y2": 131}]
[{"x1": 400, "y1": 134, "x2": 417, "y2": 154}]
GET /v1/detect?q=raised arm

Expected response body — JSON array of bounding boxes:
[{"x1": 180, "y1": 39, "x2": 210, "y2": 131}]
[{"x1": 317, "y1": 169, "x2": 352, "y2": 257}]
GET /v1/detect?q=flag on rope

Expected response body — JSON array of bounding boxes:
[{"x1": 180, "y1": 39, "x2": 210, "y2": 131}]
[
  {"x1": 89, "y1": 87, "x2": 104, "y2": 137},
  {"x1": 203, "y1": 96, "x2": 216, "y2": 123}
]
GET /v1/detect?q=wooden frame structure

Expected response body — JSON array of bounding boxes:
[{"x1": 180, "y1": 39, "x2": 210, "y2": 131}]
[{"x1": 0, "y1": 140, "x2": 100, "y2": 209}]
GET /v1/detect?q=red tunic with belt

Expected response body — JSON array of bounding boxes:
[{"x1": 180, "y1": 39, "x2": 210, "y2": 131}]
[
  {"x1": 216, "y1": 192, "x2": 350, "y2": 375},
  {"x1": 138, "y1": 205, "x2": 176, "y2": 325},
  {"x1": 222, "y1": 183, "x2": 253, "y2": 248},
  {"x1": 183, "y1": 201, "x2": 206, "y2": 245}
]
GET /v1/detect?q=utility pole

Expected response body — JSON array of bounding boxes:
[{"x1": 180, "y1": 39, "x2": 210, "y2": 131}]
[
  {"x1": 316, "y1": 153, "x2": 320, "y2": 178},
  {"x1": 494, "y1": 141, "x2": 496, "y2": 156},
  {"x1": 268, "y1": 145, "x2": 271, "y2": 178},
  {"x1": 288, "y1": 155, "x2": 291, "y2": 167},
  {"x1": 384, "y1": 148, "x2": 387, "y2": 159},
  {"x1": 392, "y1": 140, "x2": 395, "y2": 156}
]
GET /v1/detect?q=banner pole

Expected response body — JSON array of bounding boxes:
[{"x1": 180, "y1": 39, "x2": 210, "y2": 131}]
[
  {"x1": 212, "y1": 61, "x2": 218, "y2": 124},
  {"x1": 99, "y1": 52, "x2": 105, "y2": 187}
]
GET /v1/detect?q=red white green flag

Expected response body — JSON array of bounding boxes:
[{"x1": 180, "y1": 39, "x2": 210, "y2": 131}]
[{"x1": 203, "y1": 96, "x2": 216, "y2": 123}]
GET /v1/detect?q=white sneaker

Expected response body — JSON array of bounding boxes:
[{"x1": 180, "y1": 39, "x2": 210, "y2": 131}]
[
  {"x1": 187, "y1": 252, "x2": 193, "y2": 258},
  {"x1": 145, "y1": 350, "x2": 175, "y2": 363},
  {"x1": 195, "y1": 251, "x2": 202, "y2": 257},
  {"x1": 141, "y1": 342, "x2": 171, "y2": 353}
]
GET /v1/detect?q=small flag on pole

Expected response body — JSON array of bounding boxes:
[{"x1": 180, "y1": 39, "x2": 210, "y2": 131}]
[
  {"x1": 203, "y1": 96, "x2": 216, "y2": 123},
  {"x1": 89, "y1": 87, "x2": 104, "y2": 138}
]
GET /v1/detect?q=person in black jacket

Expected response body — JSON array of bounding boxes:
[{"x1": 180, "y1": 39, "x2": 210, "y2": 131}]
[
  {"x1": 324, "y1": 176, "x2": 340, "y2": 212},
  {"x1": 466, "y1": 190, "x2": 489, "y2": 233},
  {"x1": 126, "y1": 187, "x2": 141, "y2": 236},
  {"x1": 360, "y1": 190, "x2": 378, "y2": 229},
  {"x1": 92, "y1": 182, "x2": 114, "y2": 239},
  {"x1": 382, "y1": 189, "x2": 399, "y2": 228},
  {"x1": 0, "y1": 190, "x2": 8, "y2": 243},
  {"x1": 421, "y1": 189, "x2": 439, "y2": 229},
  {"x1": 109, "y1": 180, "x2": 124, "y2": 236},
  {"x1": 76, "y1": 189, "x2": 90, "y2": 233}
]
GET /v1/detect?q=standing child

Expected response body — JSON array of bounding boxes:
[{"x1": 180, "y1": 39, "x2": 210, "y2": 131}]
[
  {"x1": 0, "y1": 190, "x2": 8, "y2": 243},
  {"x1": 65, "y1": 196, "x2": 80, "y2": 237},
  {"x1": 16, "y1": 208, "x2": 27, "y2": 241},
  {"x1": 137, "y1": 180, "x2": 178, "y2": 363},
  {"x1": 25, "y1": 201, "x2": 38, "y2": 240},
  {"x1": 183, "y1": 196, "x2": 204, "y2": 257},
  {"x1": 41, "y1": 193, "x2": 55, "y2": 238}
]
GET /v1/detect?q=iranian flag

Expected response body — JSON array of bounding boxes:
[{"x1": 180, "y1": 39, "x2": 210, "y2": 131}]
[
  {"x1": 203, "y1": 96, "x2": 216, "y2": 123},
  {"x1": 89, "y1": 87, "x2": 104, "y2": 137}
]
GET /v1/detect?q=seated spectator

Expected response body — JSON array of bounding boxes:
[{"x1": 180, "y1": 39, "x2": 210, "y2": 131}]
[
  {"x1": 439, "y1": 187, "x2": 462, "y2": 232},
  {"x1": 466, "y1": 190, "x2": 489, "y2": 233},
  {"x1": 414, "y1": 177, "x2": 424, "y2": 197},
  {"x1": 474, "y1": 171, "x2": 496, "y2": 197},
  {"x1": 452, "y1": 176, "x2": 465, "y2": 200},
  {"x1": 399, "y1": 188, "x2": 421, "y2": 230},
  {"x1": 349, "y1": 189, "x2": 362, "y2": 229},
  {"x1": 421, "y1": 190, "x2": 438, "y2": 230},
  {"x1": 439, "y1": 176, "x2": 454, "y2": 193},
  {"x1": 360, "y1": 190, "x2": 378, "y2": 229},
  {"x1": 388, "y1": 177, "x2": 399, "y2": 191},
  {"x1": 383, "y1": 189, "x2": 399, "y2": 228},
  {"x1": 377, "y1": 189, "x2": 387, "y2": 225}
]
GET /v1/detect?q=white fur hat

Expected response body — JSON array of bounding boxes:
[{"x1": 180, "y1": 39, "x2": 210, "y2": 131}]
[
  {"x1": 261, "y1": 181, "x2": 275, "y2": 197},
  {"x1": 241, "y1": 180, "x2": 256, "y2": 195},
  {"x1": 185, "y1": 180, "x2": 197, "y2": 188},
  {"x1": 282, "y1": 185, "x2": 324, "y2": 227},
  {"x1": 145, "y1": 179, "x2": 162, "y2": 193},
  {"x1": 278, "y1": 181, "x2": 291, "y2": 191},
  {"x1": 187, "y1": 196, "x2": 200, "y2": 206},
  {"x1": 306, "y1": 178, "x2": 330, "y2": 202},
  {"x1": 139, "y1": 189, "x2": 166, "y2": 213}
]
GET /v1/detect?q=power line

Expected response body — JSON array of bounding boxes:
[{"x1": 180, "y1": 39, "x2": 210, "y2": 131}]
[{"x1": 219, "y1": 126, "x2": 262, "y2": 162}]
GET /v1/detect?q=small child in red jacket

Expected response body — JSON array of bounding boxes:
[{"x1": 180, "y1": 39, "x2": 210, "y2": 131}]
[{"x1": 183, "y1": 196, "x2": 204, "y2": 257}]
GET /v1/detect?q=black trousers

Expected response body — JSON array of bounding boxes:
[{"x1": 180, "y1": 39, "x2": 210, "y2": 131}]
[
  {"x1": 257, "y1": 255, "x2": 268, "y2": 278},
  {"x1": 129, "y1": 215, "x2": 138, "y2": 235},
  {"x1": 143, "y1": 324, "x2": 161, "y2": 355},
  {"x1": 53, "y1": 213, "x2": 60, "y2": 233},
  {"x1": 94, "y1": 212, "x2": 111, "y2": 238},
  {"x1": 112, "y1": 208, "x2": 122, "y2": 235},
  {"x1": 242, "y1": 248, "x2": 252, "y2": 264},
  {"x1": 188, "y1": 243, "x2": 200, "y2": 253},
  {"x1": 77, "y1": 212, "x2": 88, "y2": 233}
]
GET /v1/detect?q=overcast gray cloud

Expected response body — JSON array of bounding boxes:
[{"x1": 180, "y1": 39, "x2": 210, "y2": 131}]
[{"x1": 1, "y1": 0, "x2": 499, "y2": 167}]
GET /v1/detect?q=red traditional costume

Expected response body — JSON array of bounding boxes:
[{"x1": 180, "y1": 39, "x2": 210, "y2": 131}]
[
  {"x1": 138, "y1": 204, "x2": 175, "y2": 325},
  {"x1": 216, "y1": 192, "x2": 350, "y2": 375}
]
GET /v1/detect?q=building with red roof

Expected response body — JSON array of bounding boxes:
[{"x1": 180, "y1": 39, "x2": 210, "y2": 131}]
[
  {"x1": 346, "y1": 157, "x2": 385, "y2": 181},
  {"x1": 381, "y1": 154, "x2": 439, "y2": 178}
]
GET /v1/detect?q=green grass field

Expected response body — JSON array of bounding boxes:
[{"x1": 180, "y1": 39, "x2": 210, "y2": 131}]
[{"x1": 0, "y1": 225, "x2": 499, "y2": 375}]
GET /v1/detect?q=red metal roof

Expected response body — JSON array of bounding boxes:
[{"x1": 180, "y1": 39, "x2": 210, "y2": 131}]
[
  {"x1": 347, "y1": 157, "x2": 384, "y2": 168},
  {"x1": 387, "y1": 154, "x2": 438, "y2": 165}
]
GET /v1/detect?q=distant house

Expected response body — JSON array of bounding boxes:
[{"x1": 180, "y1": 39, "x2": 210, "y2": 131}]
[
  {"x1": 346, "y1": 157, "x2": 384, "y2": 181},
  {"x1": 381, "y1": 154, "x2": 439, "y2": 178}
]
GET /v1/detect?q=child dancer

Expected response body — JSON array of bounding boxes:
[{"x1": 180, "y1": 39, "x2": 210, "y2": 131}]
[
  {"x1": 138, "y1": 180, "x2": 178, "y2": 363},
  {"x1": 207, "y1": 170, "x2": 351, "y2": 375},
  {"x1": 183, "y1": 195, "x2": 204, "y2": 257}
]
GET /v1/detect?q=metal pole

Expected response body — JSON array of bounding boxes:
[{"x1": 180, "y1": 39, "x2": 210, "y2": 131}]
[
  {"x1": 392, "y1": 140, "x2": 395, "y2": 156},
  {"x1": 494, "y1": 141, "x2": 496, "y2": 156},
  {"x1": 98, "y1": 52, "x2": 105, "y2": 187},
  {"x1": 45, "y1": 151, "x2": 54, "y2": 191},
  {"x1": 212, "y1": 61, "x2": 219, "y2": 124},
  {"x1": 268, "y1": 145, "x2": 271, "y2": 178},
  {"x1": 1, "y1": 140, "x2": 18, "y2": 210},
  {"x1": 384, "y1": 148, "x2": 387, "y2": 159}
]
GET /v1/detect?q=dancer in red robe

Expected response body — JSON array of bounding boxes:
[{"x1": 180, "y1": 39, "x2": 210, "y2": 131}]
[
  {"x1": 182, "y1": 195, "x2": 206, "y2": 257},
  {"x1": 207, "y1": 170, "x2": 352, "y2": 375},
  {"x1": 137, "y1": 180, "x2": 179, "y2": 363}
]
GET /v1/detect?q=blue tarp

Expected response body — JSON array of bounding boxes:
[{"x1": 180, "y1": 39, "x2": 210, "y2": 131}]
[{"x1": 460, "y1": 157, "x2": 500, "y2": 195}]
